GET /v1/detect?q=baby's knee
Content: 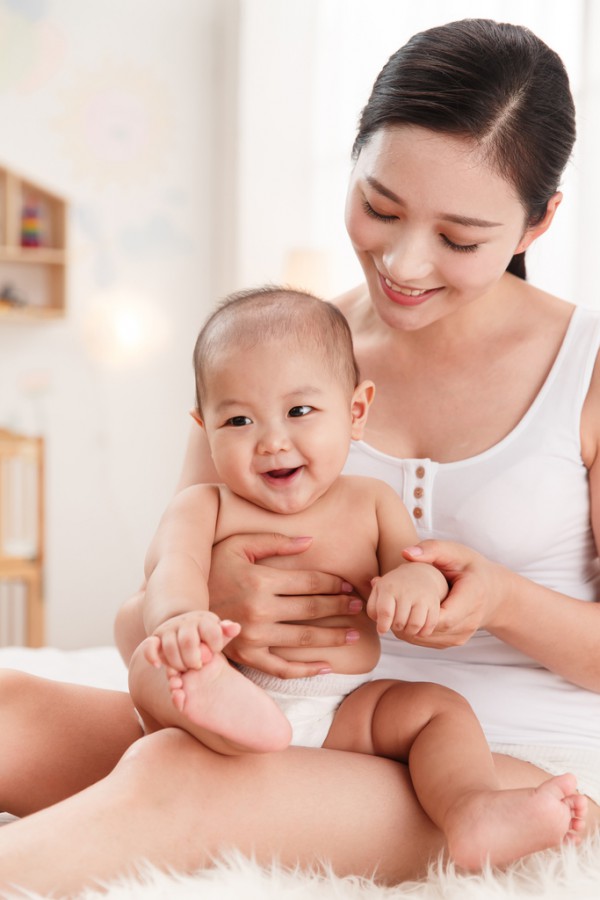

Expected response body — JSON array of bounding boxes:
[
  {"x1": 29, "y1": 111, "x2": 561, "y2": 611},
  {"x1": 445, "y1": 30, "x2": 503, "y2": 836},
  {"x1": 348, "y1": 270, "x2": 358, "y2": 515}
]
[{"x1": 417, "y1": 682, "x2": 474, "y2": 718}]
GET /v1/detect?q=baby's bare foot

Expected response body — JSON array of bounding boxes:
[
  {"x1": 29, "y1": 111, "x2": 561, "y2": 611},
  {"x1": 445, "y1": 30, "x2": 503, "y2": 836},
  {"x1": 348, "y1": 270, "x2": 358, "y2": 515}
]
[
  {"x1": 445, "y1": 773, "x2": 587, "y2": 871},
  {"x1": 170, "y1": 653, "x2": 292, "y2": 753}
]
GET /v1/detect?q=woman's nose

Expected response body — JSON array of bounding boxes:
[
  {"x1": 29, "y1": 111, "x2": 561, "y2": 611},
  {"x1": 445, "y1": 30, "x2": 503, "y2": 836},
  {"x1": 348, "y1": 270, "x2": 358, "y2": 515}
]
[{"x1": 382, "y1": 233, "x2": 434, "y2": 283}]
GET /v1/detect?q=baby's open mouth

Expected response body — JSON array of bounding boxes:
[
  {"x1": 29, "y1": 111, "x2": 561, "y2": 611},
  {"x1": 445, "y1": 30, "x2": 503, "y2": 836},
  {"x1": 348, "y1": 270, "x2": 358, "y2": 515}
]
[{"x1": 264, "y1": 467, "x2": 300, "y2": 479}]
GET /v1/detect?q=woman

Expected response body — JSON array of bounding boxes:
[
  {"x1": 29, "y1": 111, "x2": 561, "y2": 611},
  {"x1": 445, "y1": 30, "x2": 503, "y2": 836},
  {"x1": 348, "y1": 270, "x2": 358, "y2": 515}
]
[{"x1": 1, "y1": 18, "x2": 599, "y2": 895}]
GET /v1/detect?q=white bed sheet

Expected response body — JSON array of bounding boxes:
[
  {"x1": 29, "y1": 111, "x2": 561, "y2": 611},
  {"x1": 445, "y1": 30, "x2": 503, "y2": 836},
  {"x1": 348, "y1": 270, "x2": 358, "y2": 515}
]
[{"x1": 0, "y1": 644, "x2": 128, "y2": 691}]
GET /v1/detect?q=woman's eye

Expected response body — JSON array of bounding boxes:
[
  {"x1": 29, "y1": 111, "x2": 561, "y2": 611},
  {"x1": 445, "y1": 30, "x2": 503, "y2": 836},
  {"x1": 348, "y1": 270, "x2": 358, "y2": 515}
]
[
  {"x1": 288, "y1": 406, "x2": 313, "y2": 418},
  {"x1": 441, "y1": 234, "x2": 479, "y2": 253},
  {"x1": 225, "y1": 416, "x2": 252, "y2": 427},
  {"x1": 362, "y1": 199, "x2": 397, "y2": 223}
]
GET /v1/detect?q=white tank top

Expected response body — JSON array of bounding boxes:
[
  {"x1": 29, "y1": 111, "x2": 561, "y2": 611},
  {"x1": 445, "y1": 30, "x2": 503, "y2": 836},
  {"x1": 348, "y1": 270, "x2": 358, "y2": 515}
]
[{"x1": 344, "y1": 304, "x2": 600, "y2": 748}]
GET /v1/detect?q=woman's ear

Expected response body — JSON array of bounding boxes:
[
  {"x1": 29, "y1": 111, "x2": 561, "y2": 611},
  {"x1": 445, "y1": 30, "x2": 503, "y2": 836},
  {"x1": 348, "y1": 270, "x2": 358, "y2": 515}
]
[
  {"x1": 350, "y1": 380, "x2": 375, "y2": 439},
  {"x1": 515, "y1": 192, "x2": 562, "y2": 254}
]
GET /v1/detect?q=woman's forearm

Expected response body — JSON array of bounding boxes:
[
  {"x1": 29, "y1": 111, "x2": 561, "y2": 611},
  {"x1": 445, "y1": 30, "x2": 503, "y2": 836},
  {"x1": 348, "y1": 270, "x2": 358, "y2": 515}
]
[{"x1": 489, "y1": 569, "x2": 600, "y2": 692}]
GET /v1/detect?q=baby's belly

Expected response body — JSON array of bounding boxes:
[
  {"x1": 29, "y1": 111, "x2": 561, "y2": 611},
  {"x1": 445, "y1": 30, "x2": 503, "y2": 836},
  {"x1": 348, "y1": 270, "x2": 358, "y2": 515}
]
[{"x1": 272, "y1": 612, "x2": 381, "y2": 675}]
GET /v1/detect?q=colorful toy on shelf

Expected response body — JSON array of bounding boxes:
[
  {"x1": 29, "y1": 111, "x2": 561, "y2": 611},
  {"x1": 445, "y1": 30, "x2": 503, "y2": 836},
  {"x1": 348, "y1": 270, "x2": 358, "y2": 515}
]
[
  {"x1": 0, "y1": 282, "x2": 26, "y2": 308},
  {"x1": 21, "y1": 201, "x2": 43, "y2": 247}
]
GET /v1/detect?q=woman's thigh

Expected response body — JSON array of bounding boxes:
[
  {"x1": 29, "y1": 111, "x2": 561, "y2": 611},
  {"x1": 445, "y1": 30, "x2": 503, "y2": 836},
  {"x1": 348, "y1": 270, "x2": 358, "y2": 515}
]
[
  {"x1": 96, "y1": 730, "x2": 446, "y2": 885},
  {"x1": 0, "y1": 669, "x2": 142, "y2": 816},
  {"x1": 0, "y1": 730, "x2": 444, "y2": 894}
]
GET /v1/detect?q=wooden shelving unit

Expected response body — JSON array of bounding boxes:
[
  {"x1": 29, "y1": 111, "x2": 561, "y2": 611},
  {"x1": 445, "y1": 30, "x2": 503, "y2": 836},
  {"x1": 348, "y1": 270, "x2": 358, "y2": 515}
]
[
  {"x1": 0, "y1": 428, "x2": 45, "y2": 646},
  {"x1": 0, "y1": 164, "x2": 68, "y2": 321}
]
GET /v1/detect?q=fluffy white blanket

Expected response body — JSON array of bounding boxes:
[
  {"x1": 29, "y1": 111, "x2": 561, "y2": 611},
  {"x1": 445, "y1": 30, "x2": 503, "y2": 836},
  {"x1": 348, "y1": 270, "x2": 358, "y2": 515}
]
[
  {"x1": 2, "y1": 647, "x2": 600, "y2": 899},
  {"x1": 10, "y1": 836, "x2": 600, "y2": 900}
]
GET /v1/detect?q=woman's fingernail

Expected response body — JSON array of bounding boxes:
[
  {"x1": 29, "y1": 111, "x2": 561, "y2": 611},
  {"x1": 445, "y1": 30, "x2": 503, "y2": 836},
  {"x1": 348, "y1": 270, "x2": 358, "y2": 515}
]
[
  {"x1": 318, "y1": 667, "x2": 333, "y2": 675},
  {"x1": 345, "y1": 630, "x2": 361, "y2": 643},
  {"x1": 348, "y1": 599, "x2": 363, "y2": 612},
  {"x1": 341, "y1": 581, "x2": 354, "y2": 592},
  {"x1": 291, "y1": 536, "x2": 312, "y2": 544},
  {"x1": 404, "y1": 545, "x2": 423, "y2": 557}
]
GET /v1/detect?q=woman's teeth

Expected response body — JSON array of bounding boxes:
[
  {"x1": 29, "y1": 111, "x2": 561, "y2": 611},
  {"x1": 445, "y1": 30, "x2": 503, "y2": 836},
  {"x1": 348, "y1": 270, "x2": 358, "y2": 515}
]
[{"x1": 384, "y1": 277, "x2": 428, "y2": 297}]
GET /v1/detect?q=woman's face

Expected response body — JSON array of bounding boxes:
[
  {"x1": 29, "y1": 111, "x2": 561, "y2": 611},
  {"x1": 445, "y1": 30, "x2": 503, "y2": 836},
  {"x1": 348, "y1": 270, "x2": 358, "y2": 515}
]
[{"x1": 345, "y1": 125, "x2": 535, "y2": 331}]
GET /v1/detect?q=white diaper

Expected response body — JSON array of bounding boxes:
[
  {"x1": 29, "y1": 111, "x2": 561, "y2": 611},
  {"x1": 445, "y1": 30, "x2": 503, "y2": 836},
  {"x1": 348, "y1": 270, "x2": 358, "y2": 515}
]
[{"x1": 238, "y1": 666, "x2": 372, "y2": 748}]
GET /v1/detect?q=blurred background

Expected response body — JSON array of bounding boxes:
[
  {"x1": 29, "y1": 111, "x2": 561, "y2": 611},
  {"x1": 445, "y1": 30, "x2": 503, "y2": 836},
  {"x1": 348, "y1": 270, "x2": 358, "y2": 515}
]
[{"x1": 0, "y1": 0, "x2": 597, "y2": 647}]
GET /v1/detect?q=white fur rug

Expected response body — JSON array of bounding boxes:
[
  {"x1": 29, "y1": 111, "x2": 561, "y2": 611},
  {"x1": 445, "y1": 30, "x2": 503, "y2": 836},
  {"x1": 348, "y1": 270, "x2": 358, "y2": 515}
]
[{"x1": 7, "y1": 833, "x2": 600, "y2": 900}]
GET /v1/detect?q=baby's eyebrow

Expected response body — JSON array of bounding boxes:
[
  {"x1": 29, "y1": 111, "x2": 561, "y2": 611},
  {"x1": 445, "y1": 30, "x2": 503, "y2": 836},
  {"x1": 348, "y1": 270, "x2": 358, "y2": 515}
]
[{"x1": 286, "y1": 386, "x2": 324, "y2": 397}]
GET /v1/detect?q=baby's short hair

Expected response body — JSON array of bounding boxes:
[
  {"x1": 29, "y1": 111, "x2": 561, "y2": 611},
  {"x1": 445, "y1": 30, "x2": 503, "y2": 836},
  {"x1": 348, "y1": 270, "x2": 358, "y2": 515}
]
[{"x1": 193, "y1": 285, "x2": 360, "y2": 413}]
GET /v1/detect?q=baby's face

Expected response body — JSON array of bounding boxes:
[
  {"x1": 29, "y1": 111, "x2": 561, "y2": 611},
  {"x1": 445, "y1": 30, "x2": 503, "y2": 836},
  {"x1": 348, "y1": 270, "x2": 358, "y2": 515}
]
[{"x1": 199, "y1": 340, "x2": 366, "y2": 514}]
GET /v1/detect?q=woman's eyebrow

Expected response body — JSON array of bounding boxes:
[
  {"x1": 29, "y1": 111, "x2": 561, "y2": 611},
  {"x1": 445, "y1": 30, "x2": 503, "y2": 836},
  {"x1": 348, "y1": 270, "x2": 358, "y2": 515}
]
[
  {"x1": 365, "y1": 175, "x2": 502, "y2": 228},
  {"x1": 441, "y1": 212, "x2": 503, "y2": 228}
]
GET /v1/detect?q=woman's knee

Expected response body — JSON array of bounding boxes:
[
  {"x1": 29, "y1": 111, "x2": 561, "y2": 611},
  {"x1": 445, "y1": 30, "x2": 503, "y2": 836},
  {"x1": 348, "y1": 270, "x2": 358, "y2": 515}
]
[
  {"x1": 117, "y1": 728, "x2": 207, "y2": 789},
  {"x1": 0, "y1": 669, "x2": 46, "y2": 710}
]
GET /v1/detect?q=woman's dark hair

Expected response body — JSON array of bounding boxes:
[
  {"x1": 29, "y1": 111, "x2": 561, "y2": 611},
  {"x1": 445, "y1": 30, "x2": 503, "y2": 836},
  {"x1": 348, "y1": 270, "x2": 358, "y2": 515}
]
[{"x1": 352, "y1": 19, "x2": 576, "y2": 280}]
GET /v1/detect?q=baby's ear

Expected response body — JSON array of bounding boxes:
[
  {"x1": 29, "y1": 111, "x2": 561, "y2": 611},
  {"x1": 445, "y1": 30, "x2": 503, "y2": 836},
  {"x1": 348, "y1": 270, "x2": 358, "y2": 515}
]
[
  {"x1": 350, "y1": 380, "x2": 375, "y2": 439},
  {"x1": 189, "y1": 409, "x2": 204, "y2": 428}
]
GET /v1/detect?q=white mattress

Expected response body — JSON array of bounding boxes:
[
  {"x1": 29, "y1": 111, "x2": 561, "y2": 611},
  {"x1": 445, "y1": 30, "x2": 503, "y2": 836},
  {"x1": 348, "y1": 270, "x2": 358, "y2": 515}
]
[{"x1": 0, "y1": 644, "x2": 128, "y2": 690}]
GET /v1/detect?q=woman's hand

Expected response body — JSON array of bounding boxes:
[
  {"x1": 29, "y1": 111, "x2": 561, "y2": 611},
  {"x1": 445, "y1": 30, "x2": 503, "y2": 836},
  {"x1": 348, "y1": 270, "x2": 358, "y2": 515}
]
[
  {"x1": 208, "y1": 533, "x2": 363, "y2": 678},
  {"x1": 399, "y1": 540, "x2": 508, "y2": 648}
]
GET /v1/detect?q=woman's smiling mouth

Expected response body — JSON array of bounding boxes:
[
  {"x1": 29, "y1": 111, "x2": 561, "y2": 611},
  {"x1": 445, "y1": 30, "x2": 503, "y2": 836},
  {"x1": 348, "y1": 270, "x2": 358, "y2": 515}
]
[{"x1": 379, "y1": 272, "x2": 440, "y2": 306}]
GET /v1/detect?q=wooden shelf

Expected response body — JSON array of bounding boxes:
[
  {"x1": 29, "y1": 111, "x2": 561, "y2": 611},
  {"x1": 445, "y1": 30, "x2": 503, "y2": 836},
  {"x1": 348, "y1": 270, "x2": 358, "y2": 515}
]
[{"x1": 0, "y1": 163, "x2": 68, "y2": 320}]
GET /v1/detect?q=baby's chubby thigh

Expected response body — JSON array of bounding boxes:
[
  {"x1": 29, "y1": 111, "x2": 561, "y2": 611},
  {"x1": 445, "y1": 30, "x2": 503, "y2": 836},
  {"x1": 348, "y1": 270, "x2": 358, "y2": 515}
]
[
  {"x1": 323, "y1": 677, "x2": 452, "y2": 762},
  {"x1": 323, "y1": 678, "x2": 405, "y2": 757}
]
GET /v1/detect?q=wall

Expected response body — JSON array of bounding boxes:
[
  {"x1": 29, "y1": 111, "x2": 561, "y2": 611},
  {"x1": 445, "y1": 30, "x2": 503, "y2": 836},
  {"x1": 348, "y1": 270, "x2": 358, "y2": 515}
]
[
  {"x1": 235, "y1": 0, "x2": 597, "y2": 306},
  {"x1": 0, "y1": 0, "x2": 236, "y2": 646}
]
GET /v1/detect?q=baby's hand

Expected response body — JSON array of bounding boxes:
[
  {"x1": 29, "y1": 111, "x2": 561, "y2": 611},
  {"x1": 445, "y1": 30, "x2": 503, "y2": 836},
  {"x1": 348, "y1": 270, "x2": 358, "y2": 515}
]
[
  {"x1": 144, "y1": 610, "x2": 241, "y2": 673},
  {"x1": 367, "y1": 563, "x2": 448, "y2": 638}
]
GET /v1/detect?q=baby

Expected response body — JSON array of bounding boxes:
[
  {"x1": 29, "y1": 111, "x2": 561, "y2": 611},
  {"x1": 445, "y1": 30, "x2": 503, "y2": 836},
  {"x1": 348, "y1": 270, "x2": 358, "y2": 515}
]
[{"x1": 128, "y1": 286, "x2": 586, "y2": 871}]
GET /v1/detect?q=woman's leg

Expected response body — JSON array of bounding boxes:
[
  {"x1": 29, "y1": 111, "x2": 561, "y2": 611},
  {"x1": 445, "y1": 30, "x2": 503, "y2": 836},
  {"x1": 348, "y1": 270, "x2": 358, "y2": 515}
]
[
  {"x1": 0, "y1": 670, "x2": 142, "y2": 816},
  {"x1": 0, "y1": 728, "x2": 443, "y2": 896},
  {"x1": 1, "y1": 725, "x2": 598, "y2": 897}
]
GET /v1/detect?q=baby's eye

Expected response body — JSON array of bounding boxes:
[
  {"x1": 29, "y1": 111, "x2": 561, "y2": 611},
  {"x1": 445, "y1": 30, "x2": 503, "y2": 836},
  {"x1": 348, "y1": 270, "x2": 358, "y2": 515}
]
[
  {"x1": 225, "y1": 416, "x2": 252, "y2": 427},
  {"x1": 288, "y1": 406, "x2": 313, "y2": 418}
]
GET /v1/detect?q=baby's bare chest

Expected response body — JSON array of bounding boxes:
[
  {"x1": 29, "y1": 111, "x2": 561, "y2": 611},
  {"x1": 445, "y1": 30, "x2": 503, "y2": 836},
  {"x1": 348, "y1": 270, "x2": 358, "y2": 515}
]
[{"x1": 215, "y1": 484, "x2": 381, "y2": 600}]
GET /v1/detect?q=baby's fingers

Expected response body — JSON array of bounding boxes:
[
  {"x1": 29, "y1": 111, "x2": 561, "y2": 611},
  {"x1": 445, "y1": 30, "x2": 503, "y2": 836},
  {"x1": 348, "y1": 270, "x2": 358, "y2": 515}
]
[
  {"x1": 143, "y1": 636, "x2": 164, "y2": 668},
  {"x1": 367, "y1": 581, "x2": 396, "y2": 635},
  {"x1": 396, "y1": 600, "x2": 440, "y2": 638},
  {"x1": 158, "y1": 630, "x2": 187, "y2": 671}
]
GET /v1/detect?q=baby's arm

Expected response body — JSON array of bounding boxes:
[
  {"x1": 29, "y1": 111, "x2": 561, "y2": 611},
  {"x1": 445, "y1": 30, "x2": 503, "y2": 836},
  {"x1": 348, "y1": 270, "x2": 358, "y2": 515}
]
[
  {"x1": 142, "y1": 484, "x2": 234, "y2": 671},
  {"x1": 368, "y1": 482, "x2": 448, "y2": 637}
]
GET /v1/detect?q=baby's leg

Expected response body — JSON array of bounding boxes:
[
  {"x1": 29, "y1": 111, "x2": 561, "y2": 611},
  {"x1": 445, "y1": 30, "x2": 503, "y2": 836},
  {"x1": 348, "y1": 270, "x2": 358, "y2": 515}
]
[
  {"x1": 128, "y1": 641, "x2": 291, "y2": 755},
  {"x1": 324, "y1": 680, "x2": 586, "y2": 871}
]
